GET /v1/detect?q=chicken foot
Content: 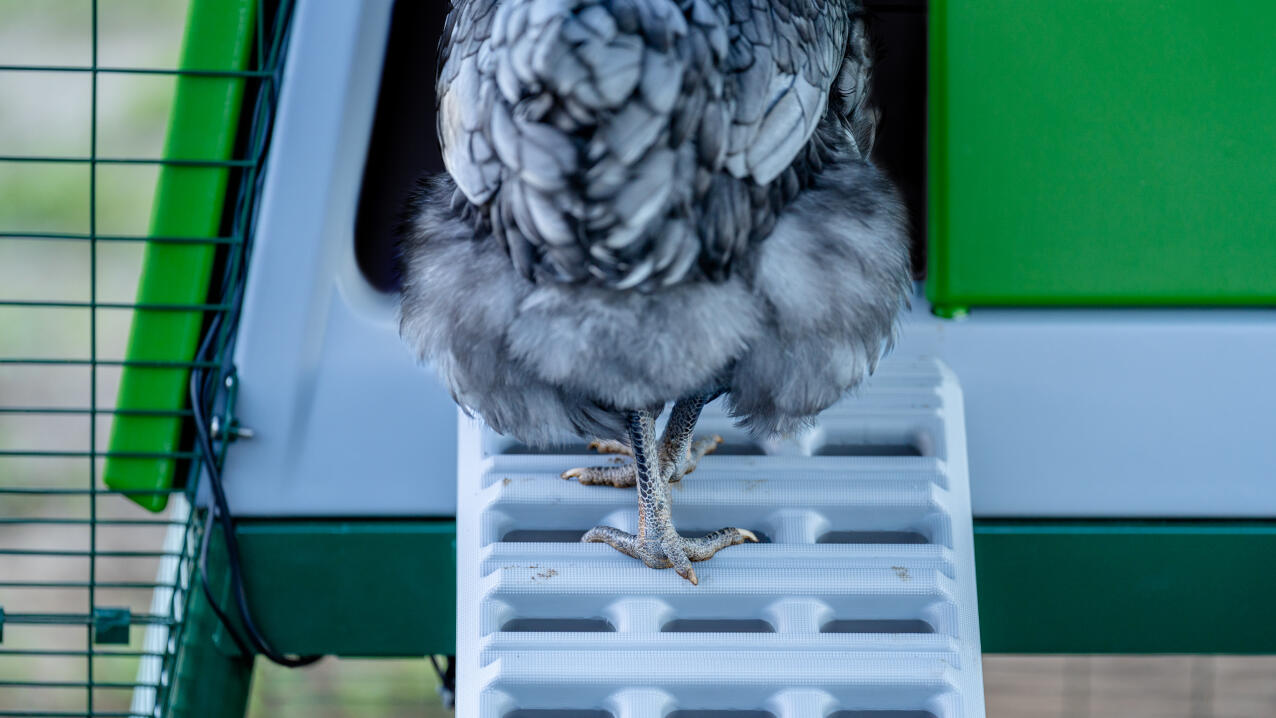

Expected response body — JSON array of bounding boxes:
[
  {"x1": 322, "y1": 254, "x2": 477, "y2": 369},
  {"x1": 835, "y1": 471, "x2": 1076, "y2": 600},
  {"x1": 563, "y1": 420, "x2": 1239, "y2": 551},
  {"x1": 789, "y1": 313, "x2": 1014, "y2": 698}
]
[
  {"x1": 580, "y1": 404, "x2": 757, "y2": 585},
  {"x1": 561, "y1": 395, "x2": 723, "y2": 488}
]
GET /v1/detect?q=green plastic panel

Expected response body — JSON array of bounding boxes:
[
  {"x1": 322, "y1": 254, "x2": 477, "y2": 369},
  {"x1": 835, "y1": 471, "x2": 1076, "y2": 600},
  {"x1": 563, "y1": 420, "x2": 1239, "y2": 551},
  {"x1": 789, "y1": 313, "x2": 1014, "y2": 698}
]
[
  {"x1": 927, "y1": 0, "x2": 1276, "y2": 310},
  {"x1": 104, "y1": 0, "x2": 256, "y2": 511},
  {"x1": 167, "y1": 547, "x2": 255, "y2": 718},
  {"x1": 213, "y1": 519, "x2": 1274, "y2": 656},
  {"x1": 219, "y1": 521, "x2": 458, "y2": 657},
  {"x1": 975, "y1": 521, "x2": 1276, "y2": 653}
]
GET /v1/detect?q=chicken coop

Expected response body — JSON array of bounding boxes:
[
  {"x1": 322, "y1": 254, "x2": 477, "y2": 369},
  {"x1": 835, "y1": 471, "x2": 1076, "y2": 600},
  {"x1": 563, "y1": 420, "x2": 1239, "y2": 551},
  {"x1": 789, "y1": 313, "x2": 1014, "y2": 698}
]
[{"x1": 2, "y1": 1, "x2": 1275, "y2": 717}]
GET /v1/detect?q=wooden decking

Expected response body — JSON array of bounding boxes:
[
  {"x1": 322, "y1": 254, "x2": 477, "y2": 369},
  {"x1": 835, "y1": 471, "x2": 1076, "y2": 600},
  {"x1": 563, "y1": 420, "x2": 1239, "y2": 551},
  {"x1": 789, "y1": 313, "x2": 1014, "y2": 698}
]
[
  {"x1": 245, "y1": 654, "x2": 1276, "y2": 716},
  {"x1": 984, "y1": 655, "x2": 1276, "y2": 718}
]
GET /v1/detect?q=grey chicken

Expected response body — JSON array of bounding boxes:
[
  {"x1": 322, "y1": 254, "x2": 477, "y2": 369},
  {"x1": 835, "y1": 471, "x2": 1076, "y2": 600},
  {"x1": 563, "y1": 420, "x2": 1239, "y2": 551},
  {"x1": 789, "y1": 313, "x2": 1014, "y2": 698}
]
[{"x1": 400, "y1": 0, "x2": 911, "y2": 584}]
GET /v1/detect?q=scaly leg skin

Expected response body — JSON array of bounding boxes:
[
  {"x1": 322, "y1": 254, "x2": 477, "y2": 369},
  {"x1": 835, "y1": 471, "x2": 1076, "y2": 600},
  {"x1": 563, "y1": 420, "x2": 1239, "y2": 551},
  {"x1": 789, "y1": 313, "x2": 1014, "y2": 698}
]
[
  {"x1": 563, "y1": 394, "x2": 723, "y2": 487},
  {"x1": 580, "y1": 407, "x2": 757, "y2": 585}
]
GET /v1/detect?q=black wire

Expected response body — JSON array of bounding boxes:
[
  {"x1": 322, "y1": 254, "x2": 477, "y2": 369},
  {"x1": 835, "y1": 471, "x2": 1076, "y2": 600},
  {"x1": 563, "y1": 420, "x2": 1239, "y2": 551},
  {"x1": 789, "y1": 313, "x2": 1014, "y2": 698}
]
[
  {"x1": 196, "y1": 510, "x2": 251, "y2": 658},
  {"x1": 182, "y1": 0, "x2": 322, "y2": 669},
  {"x1": 429, "y1": 655, "x2": 456, "y2": 709},
  {"x1": 189, "y1": 315, "x2": 322, "y2": 668}
]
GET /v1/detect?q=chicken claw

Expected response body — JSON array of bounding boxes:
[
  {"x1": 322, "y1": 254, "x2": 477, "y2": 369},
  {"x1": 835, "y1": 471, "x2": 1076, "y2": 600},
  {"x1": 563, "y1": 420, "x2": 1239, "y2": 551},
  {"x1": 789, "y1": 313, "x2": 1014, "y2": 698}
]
[
  {"x1": 578, "y1": 399, "x2": 755, "y2": 584},
  {"x1": 561, "y1": 434, "x2": 723, "y2": 487}
]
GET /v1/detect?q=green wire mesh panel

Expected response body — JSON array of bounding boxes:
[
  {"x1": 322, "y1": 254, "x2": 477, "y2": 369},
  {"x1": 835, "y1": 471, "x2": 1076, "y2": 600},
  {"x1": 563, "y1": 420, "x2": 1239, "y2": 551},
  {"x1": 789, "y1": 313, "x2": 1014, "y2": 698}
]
[{"x1": 0, "y1": 1, "x2": 292, "y2": 715}]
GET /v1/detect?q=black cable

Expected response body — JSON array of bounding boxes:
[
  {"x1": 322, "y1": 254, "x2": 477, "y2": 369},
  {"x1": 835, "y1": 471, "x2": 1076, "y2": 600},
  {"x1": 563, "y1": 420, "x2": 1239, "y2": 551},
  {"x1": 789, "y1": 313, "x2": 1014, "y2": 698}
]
[
  {"x1": 181, "y1": 0, "x2": 323, "y2": 668},
  {"x1": 429, "y1": 655, "x2": 456, "y2": 709},
  {"x1": 189, "y1": 314, "x2": 322, "y2": 668},
  {"x1": 196, "y1": 509, "x2": 251, "y2": 659}
]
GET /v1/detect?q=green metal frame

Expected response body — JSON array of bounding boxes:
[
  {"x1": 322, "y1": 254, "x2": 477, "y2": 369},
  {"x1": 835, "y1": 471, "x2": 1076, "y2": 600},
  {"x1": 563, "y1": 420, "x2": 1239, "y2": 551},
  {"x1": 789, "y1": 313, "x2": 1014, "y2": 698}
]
[{"x1": 104, "y1": 0, "x2": 257, "y2": 513}]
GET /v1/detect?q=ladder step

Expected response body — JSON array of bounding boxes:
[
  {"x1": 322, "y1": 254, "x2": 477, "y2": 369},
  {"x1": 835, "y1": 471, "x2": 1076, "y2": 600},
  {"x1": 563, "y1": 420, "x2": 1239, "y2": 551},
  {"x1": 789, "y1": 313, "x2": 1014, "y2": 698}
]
[
  {"x1": 456, "y1": 357, "x2": 985, "y2": 718},
  {"x1": 482, "y1": 544, "x2": 956, "y2": 576}
]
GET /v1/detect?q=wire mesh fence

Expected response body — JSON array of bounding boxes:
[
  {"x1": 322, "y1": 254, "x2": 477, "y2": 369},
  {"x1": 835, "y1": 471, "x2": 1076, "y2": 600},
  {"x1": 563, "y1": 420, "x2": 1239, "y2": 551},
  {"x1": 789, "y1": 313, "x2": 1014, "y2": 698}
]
[{"x1": 0, "y1": 1, "x2": 292, "y2": 715}]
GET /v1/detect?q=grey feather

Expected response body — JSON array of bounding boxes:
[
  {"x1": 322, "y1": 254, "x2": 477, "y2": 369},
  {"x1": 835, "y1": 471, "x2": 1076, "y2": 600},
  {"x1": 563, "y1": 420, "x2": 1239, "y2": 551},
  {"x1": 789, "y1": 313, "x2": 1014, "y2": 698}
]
[
  {"x1": 405, "y1": 1, "x2": 909, "y2": 446},
  {"x1": 610, "y1": 148, "x2": 675, "y2": 229},
  {"x1": 727, "y1": 161, "x2": 910, "y2": 435},
  {"x1": 639, "y1": 48, "x2": 683, "y2": 114},
  {"x1": 434, "y1": 0, "x2": 864, "y2": 290}
]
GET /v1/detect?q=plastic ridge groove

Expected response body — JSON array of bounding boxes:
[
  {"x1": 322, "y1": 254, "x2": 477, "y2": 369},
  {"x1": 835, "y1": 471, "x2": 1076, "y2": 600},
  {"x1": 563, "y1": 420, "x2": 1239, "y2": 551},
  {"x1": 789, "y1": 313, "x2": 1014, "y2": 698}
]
[{"x1": 456, "y1": 358, "x2": 985, "y2": 718}]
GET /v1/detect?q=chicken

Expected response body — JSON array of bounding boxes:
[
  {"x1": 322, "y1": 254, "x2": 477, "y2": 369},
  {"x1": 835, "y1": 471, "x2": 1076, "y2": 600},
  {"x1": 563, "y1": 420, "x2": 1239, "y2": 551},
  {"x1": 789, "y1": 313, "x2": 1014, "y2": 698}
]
[{"x1": 400, "y1": 0, "x2": 911, "y2": 584}]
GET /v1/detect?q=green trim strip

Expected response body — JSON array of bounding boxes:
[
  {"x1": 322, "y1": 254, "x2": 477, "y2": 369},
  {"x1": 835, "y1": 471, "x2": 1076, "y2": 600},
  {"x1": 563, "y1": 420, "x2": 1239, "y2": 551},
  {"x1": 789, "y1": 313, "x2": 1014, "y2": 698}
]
[
  {"x1": 104, "y1": 0, "x2": 257, "y2": 512},
  {"x1": 213, "y1": 519, "x2": 1276, "y2": 656},
  {"x1": 975, "y1": 520, "x2": 1276, "y2": 653},
  {"x1": 976, "y1": 519, "x2": 1276, "y2": 536}
]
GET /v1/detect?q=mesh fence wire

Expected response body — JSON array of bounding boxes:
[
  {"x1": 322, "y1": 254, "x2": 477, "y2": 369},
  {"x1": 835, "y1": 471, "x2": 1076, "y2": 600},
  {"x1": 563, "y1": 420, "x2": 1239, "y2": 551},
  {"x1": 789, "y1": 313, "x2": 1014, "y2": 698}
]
[{"x1": 0, "y1": 1, "x2": 291, "y2": 715}]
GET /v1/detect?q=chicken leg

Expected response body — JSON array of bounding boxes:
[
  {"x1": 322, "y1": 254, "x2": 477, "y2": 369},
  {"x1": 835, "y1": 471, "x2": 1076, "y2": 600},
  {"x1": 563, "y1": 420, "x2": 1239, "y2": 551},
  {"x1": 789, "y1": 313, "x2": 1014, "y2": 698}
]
[{"x1": 580, "y1": 402, "x2": 757, "y2": 585}]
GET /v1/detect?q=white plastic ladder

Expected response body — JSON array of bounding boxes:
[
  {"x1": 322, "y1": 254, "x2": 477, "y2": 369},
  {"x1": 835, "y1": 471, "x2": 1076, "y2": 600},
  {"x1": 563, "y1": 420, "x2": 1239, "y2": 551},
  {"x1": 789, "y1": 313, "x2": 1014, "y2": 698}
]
[{"x1": 456, "y1": 357, "x2": 985, "y2": 718}]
